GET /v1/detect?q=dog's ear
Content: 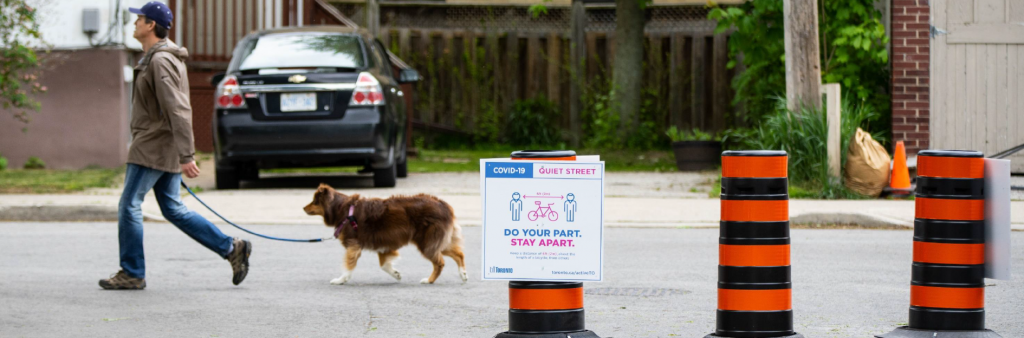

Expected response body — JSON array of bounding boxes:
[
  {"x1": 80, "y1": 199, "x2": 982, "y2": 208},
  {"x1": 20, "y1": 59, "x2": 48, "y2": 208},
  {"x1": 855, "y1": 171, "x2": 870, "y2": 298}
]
[
  {"x1": 317, "y1": 183, "x2": 334, "y2": 195},
  {"x1": 315, "y1": 184, "x2": 335, "y2": 203}
]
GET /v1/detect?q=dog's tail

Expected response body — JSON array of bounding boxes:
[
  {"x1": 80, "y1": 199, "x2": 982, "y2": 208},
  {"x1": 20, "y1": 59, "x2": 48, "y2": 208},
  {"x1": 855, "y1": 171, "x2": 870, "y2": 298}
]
[
  {"x1": 444, "y1": 200, "x2": 463, "y2": 250},
  {"x1": 421, "y1": 199, "x2": 460, "y2": 257},
  {"x1": 448, "y1": 219, "x2": 464, "y2": 250}
]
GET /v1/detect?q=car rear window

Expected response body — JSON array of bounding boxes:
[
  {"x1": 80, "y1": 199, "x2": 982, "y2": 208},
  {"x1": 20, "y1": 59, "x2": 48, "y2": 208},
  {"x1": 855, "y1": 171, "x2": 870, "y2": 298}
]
[{"x1": 233, "y1": 33, "x2": 364, "y2": 71}]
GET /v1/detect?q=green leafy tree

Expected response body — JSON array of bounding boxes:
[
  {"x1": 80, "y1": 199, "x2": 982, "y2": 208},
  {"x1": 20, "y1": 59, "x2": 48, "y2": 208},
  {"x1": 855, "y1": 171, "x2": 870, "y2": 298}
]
[
  {"x1": 709, "y1": 0, "x2": 890, "y2": 132},
  {"x1": 819, "y1": 0, "x2": 890, "y2": 129},
  {"x1": 527, "y1": 0, "x2": 551, "y2": 18},
  {"x1": 1, "y1": 0, "x2": 47, "y2": 125}
]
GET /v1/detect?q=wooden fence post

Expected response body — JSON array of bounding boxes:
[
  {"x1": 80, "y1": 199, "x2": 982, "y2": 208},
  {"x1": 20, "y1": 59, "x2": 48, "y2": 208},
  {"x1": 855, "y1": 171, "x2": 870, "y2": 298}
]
[
  {"x1": 366, "y1": 0, "x2": 379, "y2": 37},
  {"x1": 691, "y1": 34, "x2": 706, "y2": 129},
  {"x1": 824, "y1": 83, "x2": 842, "y2": 178},
  {"x1": 547, "y1": 32, "x2": 561, "y2": 106},
  {"x1": 585, "y1": 32, "x2": 599, "y2": 83},
  {"x1": 712, "y1": 33, "x2": 728, "y2": 132},
  {"x1": 526, "y1": 34, "x2": 541, "y2": 98},
  {"x1": 398, "y1": 28, "x2": 411, "y2": 57},
  {"x1": 444, "y1": 30, "x2": 457, "y2": 126},
  {"x1": 505, "y1": 32, "x2": 521, "y2": 111},
  {"x1": 669, "y1": 33, "x2": 685, "y2": 128},
  {"x1": 487, "y1": 32, "x2": 501, "y2": 118}
]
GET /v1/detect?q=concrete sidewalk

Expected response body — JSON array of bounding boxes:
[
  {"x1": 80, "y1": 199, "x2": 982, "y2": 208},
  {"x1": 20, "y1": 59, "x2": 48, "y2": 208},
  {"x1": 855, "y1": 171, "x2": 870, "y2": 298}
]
[{"x1": 1, "y1": 172, "x2": 1022, "y2": 229}]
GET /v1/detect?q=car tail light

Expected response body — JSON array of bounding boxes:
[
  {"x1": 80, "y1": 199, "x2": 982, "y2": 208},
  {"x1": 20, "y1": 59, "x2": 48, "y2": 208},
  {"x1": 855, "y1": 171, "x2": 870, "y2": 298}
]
[
  {"x1": 215, "y1": 75, "x2": 247, "y2": 109},
  {"x1": 349, "y1": 72, "x2": 384, "y2": 106}
]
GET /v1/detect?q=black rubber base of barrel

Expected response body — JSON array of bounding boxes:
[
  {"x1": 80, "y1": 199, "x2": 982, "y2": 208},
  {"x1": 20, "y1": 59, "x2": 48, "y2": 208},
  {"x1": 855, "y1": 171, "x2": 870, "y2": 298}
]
[
  {"x1": 494, "y1": 330, "x2": 600, "y2": 338},
  {"x1": 715, "y1": 310, "x2": 794, "y2": 338},
  {"x1": 909, "y1": 306, "x2": 984, "y2": 330},
  {"x1": 875, "y1": 326, "x2": 1001, "y2": 338},
  {"x1": 704, "y1": 332, "x2": 803, "y2": 338},
  {"x1": 509, "y1": 308, "x2": 585, "y2": 333}
]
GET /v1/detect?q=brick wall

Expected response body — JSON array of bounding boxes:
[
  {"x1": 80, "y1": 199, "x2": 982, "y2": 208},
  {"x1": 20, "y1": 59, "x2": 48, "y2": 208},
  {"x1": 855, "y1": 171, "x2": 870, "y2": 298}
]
[{"x1": 891, "y1": 0, "x2": 930, "y2": 155}]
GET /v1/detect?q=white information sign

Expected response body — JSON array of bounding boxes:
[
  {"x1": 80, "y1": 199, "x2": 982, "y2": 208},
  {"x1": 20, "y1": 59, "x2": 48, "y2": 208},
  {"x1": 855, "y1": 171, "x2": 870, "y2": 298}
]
[{"x1": 480, "y1": 158, "x2": 605, "y2": 281}]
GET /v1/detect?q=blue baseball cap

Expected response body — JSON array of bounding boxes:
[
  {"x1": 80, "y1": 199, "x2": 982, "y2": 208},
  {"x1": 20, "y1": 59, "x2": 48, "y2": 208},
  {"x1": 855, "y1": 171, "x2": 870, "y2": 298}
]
[{"x1": 129, "y1": 1, "x2": 172, "y2": 30}]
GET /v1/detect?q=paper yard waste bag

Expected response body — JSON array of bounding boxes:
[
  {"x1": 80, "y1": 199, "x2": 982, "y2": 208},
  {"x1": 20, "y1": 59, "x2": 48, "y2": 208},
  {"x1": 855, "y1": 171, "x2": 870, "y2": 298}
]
[{"x1": 844, "y1": 128, "x2": 890, "y2": 197}]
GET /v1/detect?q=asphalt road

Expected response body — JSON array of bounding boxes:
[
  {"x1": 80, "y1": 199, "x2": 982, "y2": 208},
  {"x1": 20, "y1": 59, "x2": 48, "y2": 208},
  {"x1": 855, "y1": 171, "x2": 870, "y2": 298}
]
[{"x1": 1, "y1": 223, "x2": 1022, "y2": 338}]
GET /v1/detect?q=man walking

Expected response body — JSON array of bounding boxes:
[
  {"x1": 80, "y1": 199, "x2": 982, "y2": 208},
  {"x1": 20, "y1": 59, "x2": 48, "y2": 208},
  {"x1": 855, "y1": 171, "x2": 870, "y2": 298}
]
[{"x1": 99, "y1": 1, "x2": 251, "y2": 290}]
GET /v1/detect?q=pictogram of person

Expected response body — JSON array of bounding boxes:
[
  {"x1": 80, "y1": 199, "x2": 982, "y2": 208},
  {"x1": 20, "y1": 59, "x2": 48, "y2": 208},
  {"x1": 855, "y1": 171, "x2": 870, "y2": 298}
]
[
  {"x1": 510, "y1": 192, "x2": 523, "y2": 221},
  {"x1": 564, "y1": 193, "x2": 577, "y2": 222}
]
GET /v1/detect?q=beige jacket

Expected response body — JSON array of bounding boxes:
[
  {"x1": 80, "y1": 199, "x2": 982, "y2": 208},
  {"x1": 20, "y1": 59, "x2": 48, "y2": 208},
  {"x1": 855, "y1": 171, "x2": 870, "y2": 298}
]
[{"x1": 128, "y1": 39, "x2": 194, "y2": 173}]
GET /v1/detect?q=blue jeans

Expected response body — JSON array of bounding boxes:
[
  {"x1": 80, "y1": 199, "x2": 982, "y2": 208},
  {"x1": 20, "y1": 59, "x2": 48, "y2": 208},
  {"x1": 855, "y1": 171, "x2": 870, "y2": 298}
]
[{"x1": 118, "y1": 163, "x2": 233, "y2": 279}]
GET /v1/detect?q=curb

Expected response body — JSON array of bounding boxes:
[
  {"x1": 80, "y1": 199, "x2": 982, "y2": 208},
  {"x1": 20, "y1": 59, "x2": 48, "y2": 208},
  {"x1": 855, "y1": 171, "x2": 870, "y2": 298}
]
[
  {"x1": 0, "y1": 206, "x2": 163, "y2": 223},
  {"x1": 790, "y1": 212, "x2": 913, "y2": 228}
]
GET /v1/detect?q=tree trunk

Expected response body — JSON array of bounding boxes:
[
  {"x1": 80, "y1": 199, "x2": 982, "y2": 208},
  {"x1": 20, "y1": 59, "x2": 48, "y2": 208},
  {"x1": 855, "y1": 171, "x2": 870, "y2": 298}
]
[
  {"x1": 612, "y1": 0, "x2": 644, "y2": 141},
  {"x1": 783, "y1": 0, "x2": 822, "y2": 112},
  {"x1": 569, "y1": 0, "x2": 586, "y2": 147}
]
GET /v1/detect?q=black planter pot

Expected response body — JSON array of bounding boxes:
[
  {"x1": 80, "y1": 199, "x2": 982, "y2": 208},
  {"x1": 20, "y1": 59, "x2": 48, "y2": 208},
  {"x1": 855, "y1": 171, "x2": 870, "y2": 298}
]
[{"x1": 671, "y1": 141, "x2": 722, "y2": 171}]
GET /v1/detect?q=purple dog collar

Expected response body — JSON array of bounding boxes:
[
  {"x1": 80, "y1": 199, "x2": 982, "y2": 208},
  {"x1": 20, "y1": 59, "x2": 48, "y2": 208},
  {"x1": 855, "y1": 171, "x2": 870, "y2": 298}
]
[{"x1": 334, "y1": 206, "x2": 357, "y2": 238}]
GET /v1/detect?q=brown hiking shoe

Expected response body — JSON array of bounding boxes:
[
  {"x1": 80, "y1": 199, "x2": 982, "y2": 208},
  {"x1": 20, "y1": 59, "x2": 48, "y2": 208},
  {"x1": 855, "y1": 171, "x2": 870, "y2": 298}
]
[
  {"x1": 226, "y1": 238, "x2": 251, "y2": 285},
  {"x1": 98, "y1": 270, "x2": 146, "y2": 290}
]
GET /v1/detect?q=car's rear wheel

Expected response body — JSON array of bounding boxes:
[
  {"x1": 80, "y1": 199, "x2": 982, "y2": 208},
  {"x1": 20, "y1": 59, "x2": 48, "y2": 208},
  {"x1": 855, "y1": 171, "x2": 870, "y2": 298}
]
[
  {"x1": 238, "y1": 164, "x2": 260, "y2": 181},
  {"x1": 216, "y1": 164, "x2": 240, "y2": 190},
  {"x1": 397, "y1": 158, "x2": 408, "y2": 178},
  {"x1": 373, "y1": 162, "x2": 397, "y2": 188}
]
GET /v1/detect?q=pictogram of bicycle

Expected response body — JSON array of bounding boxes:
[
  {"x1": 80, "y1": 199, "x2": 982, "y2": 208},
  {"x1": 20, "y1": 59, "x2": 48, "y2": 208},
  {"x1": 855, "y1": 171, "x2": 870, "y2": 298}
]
[{"x1": 528, "y1": 201, "x2": 559, "y2": 221}]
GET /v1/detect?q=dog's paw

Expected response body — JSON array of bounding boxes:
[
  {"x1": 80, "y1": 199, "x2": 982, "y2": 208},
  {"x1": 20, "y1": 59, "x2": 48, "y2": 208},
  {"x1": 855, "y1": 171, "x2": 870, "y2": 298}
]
[
  {"x1": 389, "y1": 269, "x2": 402, "y2": 281},
  {"x1": 419, "y1": 277, "x2": 433, "y2": 284},
  {"x1": 460, "y1": 269, "x2": 468, "y2": 283},
  {"x1": 330, "y1": 275, "x2": 351, "y2": 285}
]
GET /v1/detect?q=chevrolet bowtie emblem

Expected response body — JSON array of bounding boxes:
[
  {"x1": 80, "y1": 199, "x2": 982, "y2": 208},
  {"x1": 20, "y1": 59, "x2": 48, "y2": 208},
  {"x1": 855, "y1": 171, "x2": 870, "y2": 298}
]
[{"x1": 288, "y1": 74, "x2": 307, "y2": 83}]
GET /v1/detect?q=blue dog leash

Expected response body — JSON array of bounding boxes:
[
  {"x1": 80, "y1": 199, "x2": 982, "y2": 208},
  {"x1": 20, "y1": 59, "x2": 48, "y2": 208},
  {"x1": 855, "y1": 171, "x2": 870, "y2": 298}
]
[{"x1": 180, "y1": 180, "x2": 334, "y2": 243}]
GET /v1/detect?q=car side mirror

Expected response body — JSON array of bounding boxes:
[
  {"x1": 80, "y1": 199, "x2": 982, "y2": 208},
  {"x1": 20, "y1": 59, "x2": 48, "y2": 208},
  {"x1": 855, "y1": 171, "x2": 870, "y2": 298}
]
[
  {"x1": 210, "y1": 72, "x2": 226, "y2": 87},
  {"x1": 397, "y1": 68, "x2": 421, "y2": 84}
]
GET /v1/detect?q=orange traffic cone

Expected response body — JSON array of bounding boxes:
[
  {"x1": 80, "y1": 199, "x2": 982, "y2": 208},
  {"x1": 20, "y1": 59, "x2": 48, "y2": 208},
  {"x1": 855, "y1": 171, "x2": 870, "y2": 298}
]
[{"x1": 890, "y1": 141, "x2": 912, "y2": 195}]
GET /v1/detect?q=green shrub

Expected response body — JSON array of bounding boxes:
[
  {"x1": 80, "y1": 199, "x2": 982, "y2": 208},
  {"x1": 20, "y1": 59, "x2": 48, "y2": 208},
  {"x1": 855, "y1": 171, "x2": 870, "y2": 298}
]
[
  {"x1": 665, "y1": 127, "x2": 716, "y2": 142},
  {"x1": 708, "y1": 0, "x2": 891, "y2": 136},
  {"x1": 718, "y1": 128, "x2": 758, "y2": 150},
  {"x1": 0, "y1": 153, "x2": 7, "y2": 171},
  {"x1": 23, "y1": 156, "x2": 45, "y2": 169},
  {"x1": 506, "y1": 96, "x2": 561, "y2": 147},
  {"x1": 581, "y1": 90, "x2": 619, "y2": 150},
  {"x1": 743, "y1": 97, "x2": 885, "y2": 199}
]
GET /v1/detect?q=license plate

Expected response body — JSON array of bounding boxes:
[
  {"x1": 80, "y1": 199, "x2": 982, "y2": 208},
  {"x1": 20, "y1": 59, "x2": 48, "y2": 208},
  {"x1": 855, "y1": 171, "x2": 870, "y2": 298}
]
[{"x1": 280, "y1": 93, "x2": 317, "y2": 112}]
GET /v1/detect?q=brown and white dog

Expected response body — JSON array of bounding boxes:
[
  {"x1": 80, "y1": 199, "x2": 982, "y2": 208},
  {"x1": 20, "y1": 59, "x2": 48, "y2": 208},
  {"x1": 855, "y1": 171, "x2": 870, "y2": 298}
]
[{"x1": 303, "y1": 184, "x2": 468, "y2": 285}]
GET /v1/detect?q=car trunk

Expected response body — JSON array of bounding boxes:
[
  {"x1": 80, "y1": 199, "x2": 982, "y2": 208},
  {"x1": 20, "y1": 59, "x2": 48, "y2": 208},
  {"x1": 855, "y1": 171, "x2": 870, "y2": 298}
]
[{"x1": 239, "y1": 71, "x2": 359, "y2": 122}]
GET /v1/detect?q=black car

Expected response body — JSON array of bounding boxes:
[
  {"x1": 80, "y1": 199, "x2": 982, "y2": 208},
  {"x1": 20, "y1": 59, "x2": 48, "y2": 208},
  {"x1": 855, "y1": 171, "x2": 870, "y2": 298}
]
[{"x1": 211, "y1": 26, "x2": 418, "y2": 189}]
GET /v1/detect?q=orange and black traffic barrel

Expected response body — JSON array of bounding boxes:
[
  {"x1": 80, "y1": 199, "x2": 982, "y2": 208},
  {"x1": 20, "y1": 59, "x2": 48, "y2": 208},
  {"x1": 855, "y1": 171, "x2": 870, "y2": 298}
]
[
  {"x1": 911, "y1": 150, "x2": 986, "y2": 330},
  {"x1": 707, "y1": 150, "x2": 802, "y2": 338},
  {"x1": 495, "y1": 150, "x2": 599, "y2": 338},
  {"x1": 502, "y1": 281, "x2": 592, "y2": 335},
  {"x1": 878, "y1": 150, "x2": 1000, "y2": 338}
]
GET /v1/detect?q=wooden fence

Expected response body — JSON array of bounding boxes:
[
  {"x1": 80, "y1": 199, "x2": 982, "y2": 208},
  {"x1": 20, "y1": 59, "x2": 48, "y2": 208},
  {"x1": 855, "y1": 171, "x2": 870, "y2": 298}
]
[{"x1": 382, "y1": 27, "x2": 738, "y2": 138}]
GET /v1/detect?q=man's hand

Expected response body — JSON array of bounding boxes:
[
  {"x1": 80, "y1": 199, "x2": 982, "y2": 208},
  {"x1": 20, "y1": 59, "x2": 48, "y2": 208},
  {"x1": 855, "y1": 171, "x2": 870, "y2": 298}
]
[{"x1": 181, "y1": 161, "x2": 201, "y2": 179}]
